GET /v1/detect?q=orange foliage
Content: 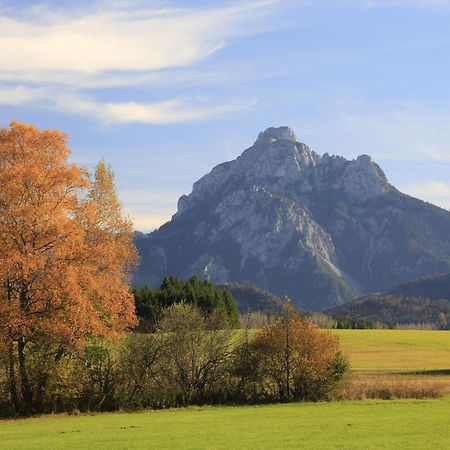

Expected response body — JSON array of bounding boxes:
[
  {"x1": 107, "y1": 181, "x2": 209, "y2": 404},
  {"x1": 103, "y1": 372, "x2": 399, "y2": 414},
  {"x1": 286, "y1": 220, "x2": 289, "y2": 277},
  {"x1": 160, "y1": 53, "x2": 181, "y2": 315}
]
[
  {"x1": 0, "y1": 121, "x2": 137, "y2": 351},
  {"x1": 251, "y1": 303, "x2": 347, "y2": 401}
]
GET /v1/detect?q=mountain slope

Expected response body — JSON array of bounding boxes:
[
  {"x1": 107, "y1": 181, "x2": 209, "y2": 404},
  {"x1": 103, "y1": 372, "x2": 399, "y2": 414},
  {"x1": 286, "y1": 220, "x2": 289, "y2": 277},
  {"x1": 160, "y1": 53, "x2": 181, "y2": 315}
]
[
  {"x1": 388, "y1": 272, "x2": 450, "y2": 300},
  {"x1": 134, "y1": 127, "x2": 450, "y2": 310},
  {"x1": 219, "y1": 283, "x2": 283, "y2": 314},
  {"x1": 326, "y1": 294, "x2": 450, "y2": 328}
]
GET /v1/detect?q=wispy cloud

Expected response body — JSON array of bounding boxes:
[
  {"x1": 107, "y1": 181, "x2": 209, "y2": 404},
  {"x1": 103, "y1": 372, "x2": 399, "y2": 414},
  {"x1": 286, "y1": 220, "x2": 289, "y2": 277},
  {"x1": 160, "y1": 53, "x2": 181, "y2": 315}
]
[
  {"x1": 0, "y1": 85, "x2": 254, "y2": 124},
  {"x1": 333, "y1": 103, "x2": 450, "y2": 162},
  {"x1": 402, "y1": 180, "x2": 450, "y2": 210},
  {"x1": 0, "y1": 1, "x2": 275, "y2": 123},
  {"x1": 0, "y1": 1, "x2": 276, "y2": 85},
  {"x1": 119, "y1": 189, "x2": 180, "y2": 231},
  {"x1": 93, "y1": 98, "x2": 255, "y2": 125},
  {"x1": 364, "y1": 0, "x2": 450, "y2": 9},
  {"x1": 0, "y1": 85, "x2": 47, "y2": 105}
]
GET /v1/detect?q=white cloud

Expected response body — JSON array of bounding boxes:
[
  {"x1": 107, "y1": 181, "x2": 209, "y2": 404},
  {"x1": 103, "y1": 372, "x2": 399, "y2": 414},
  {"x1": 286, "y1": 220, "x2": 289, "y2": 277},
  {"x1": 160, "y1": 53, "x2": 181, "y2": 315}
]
[
  {"x1": 401, "y1": 180, "x2": 450, "y2": 210},
  {"x1": 0, "y1": 1, "x2": 277, "y2": 86},
  {"x1": 0, "y1": 1, "x2": 274, "y2": 123},
  {"x1": 100, "y1": 98, "x2": 255, "y2": 125},
  {"x1": 0, "y1": 85, "x2": 47, "y2": 105},
  {"x1": 3, "y1": 87, "x2": 254, "y2": 124},
  {"x1": 129, "y1": 213, "x2": 173, "y2": 232}
]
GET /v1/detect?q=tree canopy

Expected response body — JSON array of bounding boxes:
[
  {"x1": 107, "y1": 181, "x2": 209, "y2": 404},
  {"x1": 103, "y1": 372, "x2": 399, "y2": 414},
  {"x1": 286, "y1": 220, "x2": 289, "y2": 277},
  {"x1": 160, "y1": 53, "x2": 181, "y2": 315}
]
[
  {"x1": 133, "y1": 276, "x2": 240, "y2": 328},
  {"x1": 0, "y1": 121, "x2": 137, "y2": 414}
]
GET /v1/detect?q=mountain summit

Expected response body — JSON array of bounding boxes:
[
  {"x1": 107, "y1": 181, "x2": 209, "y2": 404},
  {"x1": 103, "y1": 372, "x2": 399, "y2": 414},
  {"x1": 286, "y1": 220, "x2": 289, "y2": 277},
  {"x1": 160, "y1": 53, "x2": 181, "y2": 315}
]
[{"x1": 135, "y1": 127, "x2": 450, "y2": 310}]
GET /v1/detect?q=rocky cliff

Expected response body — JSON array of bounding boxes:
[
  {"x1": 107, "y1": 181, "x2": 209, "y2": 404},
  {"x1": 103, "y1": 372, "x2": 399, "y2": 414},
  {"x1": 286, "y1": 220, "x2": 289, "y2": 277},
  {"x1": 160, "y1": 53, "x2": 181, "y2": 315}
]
[{"x1": 134, "y1": 127, "x2": 450, "y2": 310}]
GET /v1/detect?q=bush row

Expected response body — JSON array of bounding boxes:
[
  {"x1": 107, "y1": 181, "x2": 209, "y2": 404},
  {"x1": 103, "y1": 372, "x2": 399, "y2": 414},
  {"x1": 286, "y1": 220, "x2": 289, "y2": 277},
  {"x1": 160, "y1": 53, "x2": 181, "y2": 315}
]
[{"x1": 0, "y1": 304, "x2": 347, "y2": 416}]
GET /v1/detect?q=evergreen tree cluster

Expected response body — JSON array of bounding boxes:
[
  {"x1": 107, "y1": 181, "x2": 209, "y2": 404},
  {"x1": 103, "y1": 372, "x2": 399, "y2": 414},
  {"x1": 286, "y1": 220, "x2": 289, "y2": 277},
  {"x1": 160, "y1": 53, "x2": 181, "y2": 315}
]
[{"x1": 133, "y1": 276, "x2": 240, "y2": 329}]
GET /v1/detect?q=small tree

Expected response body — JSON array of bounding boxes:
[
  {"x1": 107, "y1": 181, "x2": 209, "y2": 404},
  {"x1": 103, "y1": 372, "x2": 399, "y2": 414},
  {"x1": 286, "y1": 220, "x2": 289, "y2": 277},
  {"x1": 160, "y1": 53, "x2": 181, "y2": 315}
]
[
  {"x1": 159, "y1": 303, "x2": 233, "y2": 405},
  {"x1": 116, "y1": 333, "x2": 167, "y2": 409},
  {"x1": 234, "y1": 302, "x2": 348, "y2": 402}
]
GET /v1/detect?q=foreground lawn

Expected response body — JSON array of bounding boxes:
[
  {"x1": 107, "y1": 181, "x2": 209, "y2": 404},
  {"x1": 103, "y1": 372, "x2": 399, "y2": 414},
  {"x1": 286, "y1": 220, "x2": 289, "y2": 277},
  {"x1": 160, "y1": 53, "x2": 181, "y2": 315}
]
[
  {"x1": 333, "y1": 329, "x2": 450, "y2": 371},
  {"x1": 1, "y1": 399, "x2": 450, "y2": 449}
]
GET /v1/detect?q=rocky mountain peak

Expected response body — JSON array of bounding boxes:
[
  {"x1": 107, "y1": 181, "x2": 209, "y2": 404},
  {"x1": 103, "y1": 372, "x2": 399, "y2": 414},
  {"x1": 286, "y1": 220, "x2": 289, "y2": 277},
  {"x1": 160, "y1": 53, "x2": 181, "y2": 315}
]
[
  {"x1": 254, "y1": 126, "x2": 298, "y2": 145},
  {"x1": 177, "y1": 127, "x2": 321, "y2": 215},
  {"x1": 135, "y1": 126, "x2": 450, "y2": 311},
  {"x1": 176, "y1": 127, "x2": 392, "y2": 216}
]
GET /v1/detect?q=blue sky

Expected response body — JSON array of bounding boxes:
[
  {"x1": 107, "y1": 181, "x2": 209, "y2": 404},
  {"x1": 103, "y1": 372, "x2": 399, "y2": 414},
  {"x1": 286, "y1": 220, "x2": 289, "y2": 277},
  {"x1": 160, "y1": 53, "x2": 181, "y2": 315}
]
[{"x1": 1, "y1": 0, "x2": 450, "y2": 231}]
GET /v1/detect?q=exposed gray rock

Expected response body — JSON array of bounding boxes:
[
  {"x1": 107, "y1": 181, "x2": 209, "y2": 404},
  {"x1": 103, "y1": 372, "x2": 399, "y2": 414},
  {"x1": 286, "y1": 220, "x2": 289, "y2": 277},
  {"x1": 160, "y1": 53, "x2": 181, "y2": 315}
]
[{"x1": 134, "y1": 127, "x2": 450, "y2": 310}]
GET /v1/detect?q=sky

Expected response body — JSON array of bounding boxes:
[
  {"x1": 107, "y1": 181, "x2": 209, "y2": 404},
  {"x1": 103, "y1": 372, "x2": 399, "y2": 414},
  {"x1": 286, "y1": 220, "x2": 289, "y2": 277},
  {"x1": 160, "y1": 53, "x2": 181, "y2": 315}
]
[{"x1": 1, "y1": 0, "x2": 450, "y2": 231}]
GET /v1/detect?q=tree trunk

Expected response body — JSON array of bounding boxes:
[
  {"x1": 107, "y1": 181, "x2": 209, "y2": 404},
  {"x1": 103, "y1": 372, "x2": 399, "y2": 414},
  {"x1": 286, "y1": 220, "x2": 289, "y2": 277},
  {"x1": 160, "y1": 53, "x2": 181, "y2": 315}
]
[
  {"x1": 284, "y1": 319, "x2": 292, "y2": 401},
  {"x1": 5, "y1": 282, "x2": 20, "y2": 413},
  {"x1": 17, "y1": 337, "x2": 33, "y2": 414},
  {"x1": 7, "y1": 340, "x2": 19, "y2": 413}
]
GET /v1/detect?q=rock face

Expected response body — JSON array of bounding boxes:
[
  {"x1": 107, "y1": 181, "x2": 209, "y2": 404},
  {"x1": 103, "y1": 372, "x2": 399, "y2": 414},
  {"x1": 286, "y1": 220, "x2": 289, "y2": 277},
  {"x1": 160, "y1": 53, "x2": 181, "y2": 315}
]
[{"x1": 134, "y1": 127, "x2": 450, "y2": 310}]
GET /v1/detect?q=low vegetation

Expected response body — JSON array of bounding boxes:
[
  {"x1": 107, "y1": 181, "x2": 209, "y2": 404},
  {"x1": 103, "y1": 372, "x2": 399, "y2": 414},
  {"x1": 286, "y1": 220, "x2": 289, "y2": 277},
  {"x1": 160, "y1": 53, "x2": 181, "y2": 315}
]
[
  {"x1": 2, "y1": 400, "x2": 450, "y2": 449},
  {"x1": 0, "y1": 302, "x2": 348, "y2": 416},
  {"x1": 336, "y1": 375, "x2": 444, "y2": 400},
  {"x1": 333, "y1": 328, "x2": 450, "y2": 371}
]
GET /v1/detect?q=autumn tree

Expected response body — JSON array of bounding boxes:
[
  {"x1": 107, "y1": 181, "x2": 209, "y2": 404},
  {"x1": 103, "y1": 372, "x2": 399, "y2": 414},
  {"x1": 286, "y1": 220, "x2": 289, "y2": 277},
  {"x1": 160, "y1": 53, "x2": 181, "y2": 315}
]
[
  {"x1": 0, "y1": 121, "x2": 137, "y2": 415},
  {"x1": 233, "y1": 302, "x2": 348, "y2": 402}
]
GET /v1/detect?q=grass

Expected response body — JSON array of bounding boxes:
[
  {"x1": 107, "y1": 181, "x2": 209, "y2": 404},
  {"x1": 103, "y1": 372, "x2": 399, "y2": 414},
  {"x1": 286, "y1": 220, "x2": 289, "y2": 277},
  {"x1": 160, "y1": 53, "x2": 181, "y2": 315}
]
[
  {"x1": 1, "y1": 399, "x2": 450, "y2": 449},
  {"x1": 332, "y1": 329, "x2": 450, "y2": 371},
  {"x1": 1, "y1": 329, "x2": 450, "y2": 449},
  {"x1": 332, "y1": 329, "x2": 450, "y2": 396}
]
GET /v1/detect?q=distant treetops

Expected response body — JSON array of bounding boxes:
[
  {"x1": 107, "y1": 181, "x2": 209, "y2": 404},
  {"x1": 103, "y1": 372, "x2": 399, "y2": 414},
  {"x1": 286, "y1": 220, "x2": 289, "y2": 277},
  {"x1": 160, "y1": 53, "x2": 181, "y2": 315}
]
[{"x1": 133, "y1": 276, "x2": 240, "y2": 329}]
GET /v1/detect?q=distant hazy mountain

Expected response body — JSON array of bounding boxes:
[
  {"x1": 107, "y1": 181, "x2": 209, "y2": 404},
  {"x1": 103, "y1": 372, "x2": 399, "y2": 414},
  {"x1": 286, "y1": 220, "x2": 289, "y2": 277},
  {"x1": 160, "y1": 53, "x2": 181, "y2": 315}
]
[
  {"x1": 326, "y1": 294, "x2": 450, "y2": 328},
  {"x1": 219, "y1": 283, "x2": 283, "y2": 314},
  {"x1": 388, "y1": 272, "x2": 450, "y2": 300},
  {"x1": 134, "y1": 127, "x2": 450, "y2": 310},
  {"x1": 326, "y1": 273, "x2": 450, "y2": 328}
]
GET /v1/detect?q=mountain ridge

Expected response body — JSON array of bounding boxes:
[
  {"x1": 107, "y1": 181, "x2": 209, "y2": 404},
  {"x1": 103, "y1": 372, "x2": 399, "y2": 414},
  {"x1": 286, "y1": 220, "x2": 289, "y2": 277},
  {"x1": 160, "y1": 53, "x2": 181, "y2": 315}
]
[
  {"x1": 325, "y1": 272, "x2": 450, "y2": 329},
  {"x1": 134, "y1": 126, "x2": 450, "y2": 310}
]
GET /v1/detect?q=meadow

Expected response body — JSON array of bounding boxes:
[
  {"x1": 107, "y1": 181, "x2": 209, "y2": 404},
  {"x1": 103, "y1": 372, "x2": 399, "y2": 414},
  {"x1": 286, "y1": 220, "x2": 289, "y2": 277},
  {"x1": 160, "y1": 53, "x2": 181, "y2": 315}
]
[
  {"x1": 333, "y1": 329, "x2": 450, "y2": 372},
  {"x1": 1, "y1": 400, "x2": 449, "y2": 449},
  {"x1": 1, "y1": 329, "x2": 449, "y2": 449}
]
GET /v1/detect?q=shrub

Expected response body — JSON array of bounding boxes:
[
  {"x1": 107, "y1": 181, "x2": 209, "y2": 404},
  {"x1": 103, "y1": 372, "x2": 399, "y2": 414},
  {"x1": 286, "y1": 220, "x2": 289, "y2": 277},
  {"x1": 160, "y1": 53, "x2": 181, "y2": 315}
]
[
  {"x1": 158, "y1": 303, "x2": 234, "y2": 406},
  {"x1": 115, "y1": 333, "x2": 167, "y2": 409},
  {"x1": 233, "y1": 303, "x2": 348, "y2": 402},
  {"x1": 0, "y1": 303, "x2": 353, "y2": 416}
]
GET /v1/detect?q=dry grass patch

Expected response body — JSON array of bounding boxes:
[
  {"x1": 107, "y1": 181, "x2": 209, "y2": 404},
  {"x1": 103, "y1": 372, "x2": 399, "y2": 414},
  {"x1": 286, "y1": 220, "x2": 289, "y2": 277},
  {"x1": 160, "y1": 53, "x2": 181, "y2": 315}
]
[{"x1": 335, "y1": 374, "x2": 444, "y2": 400}]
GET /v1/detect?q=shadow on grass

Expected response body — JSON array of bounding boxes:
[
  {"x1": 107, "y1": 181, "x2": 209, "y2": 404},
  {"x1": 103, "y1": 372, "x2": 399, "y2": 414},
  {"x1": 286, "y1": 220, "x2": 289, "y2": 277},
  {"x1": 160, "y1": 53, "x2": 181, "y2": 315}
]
[{"x1": 399, "y1": 369, "x2": 450, "y2": 376}]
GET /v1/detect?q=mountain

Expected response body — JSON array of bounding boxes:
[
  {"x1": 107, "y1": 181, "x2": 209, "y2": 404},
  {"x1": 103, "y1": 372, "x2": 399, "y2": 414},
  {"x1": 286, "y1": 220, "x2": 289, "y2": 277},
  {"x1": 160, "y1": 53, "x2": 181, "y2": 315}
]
[
  {"x1": 219, "y1": 283, "x2": 283, "y2": 314},
  {"x1": 326, "y1": 294, "x2": 450, "y2": 329},
  {"x1": 134, "y1": 126, "x2": 450, "y2": 310},
  {"x1": 325, "y1": 272, "x2": 450, "y2": 329},
  {"x1": 388, "y1": 272, "x2": 450, "y2": 300}
]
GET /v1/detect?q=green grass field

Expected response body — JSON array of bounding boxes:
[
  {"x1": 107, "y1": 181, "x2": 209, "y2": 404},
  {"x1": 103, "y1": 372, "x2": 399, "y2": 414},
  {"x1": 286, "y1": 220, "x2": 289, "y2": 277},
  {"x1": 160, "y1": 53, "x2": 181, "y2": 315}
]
[
  {"x1": 1, "y1": 329, "x2": 450, "y2": 449},
  {"x1": 333, "y1": 329, "x2": 450, "y2": 371},
  {"x1": 1, "y1": 400, "x2": 450, "y2": 449}
]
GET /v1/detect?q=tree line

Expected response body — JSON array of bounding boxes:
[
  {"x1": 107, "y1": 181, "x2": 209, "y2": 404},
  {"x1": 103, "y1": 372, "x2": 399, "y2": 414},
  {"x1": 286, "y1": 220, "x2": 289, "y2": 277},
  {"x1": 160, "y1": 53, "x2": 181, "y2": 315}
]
[
  {"x1": 0, "y1": 302, "x2": 347, "y2": 416},
  {"x1": 0, "y1": 121, "x2": 347, "y2": 417},
  {"x1": 133, "y1": 276, "x2": 240, "y2": 330}
]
